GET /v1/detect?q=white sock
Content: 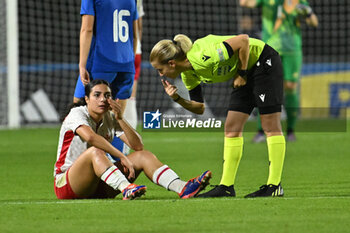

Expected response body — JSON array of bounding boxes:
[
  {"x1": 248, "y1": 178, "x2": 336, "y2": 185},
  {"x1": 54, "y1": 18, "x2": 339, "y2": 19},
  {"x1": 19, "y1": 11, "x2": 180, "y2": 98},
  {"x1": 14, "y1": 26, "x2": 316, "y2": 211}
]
[
  {"x1": 152, "y1": 165, "x2": 186, "y2": 193},
  {"x1": 123, "y1": 97, "x2": 138, "y2": 155},
  {"x1": 101, "y1": 165, "x2": 130, "y2": 191},
  {"x1": 124, "y1": 97, "x2": 137, "y2": 130},
  {"x1": 168, "y1": 179, "x2": 187, "y2": 194}
]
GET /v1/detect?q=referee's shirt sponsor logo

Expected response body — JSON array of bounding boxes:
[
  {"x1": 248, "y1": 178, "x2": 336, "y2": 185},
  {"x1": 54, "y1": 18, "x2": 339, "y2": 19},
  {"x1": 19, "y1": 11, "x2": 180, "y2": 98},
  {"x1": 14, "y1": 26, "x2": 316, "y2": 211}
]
[{"x1": 217, "y1": 48, "x2": 224, "y2": 61}]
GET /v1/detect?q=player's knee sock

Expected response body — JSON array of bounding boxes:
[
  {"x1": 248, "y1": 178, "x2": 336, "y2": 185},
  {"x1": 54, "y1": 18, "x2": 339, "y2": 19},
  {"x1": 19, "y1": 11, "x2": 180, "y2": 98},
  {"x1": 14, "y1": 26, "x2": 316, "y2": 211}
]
[
  {"x1": 285, "y1": 90, "x2": 299, "y2": 131},
  {"x1": 219, "y1": 137, "x2": 243, "y2": 186},
  {"x1": 152, "y1": 165, "x2": 186, "y2": 193},
  {"x1": 101, "y1": 165, "x2": 130, "y2": 191},
  {"x1": 266, "y1": 135, "x2": 286, "y2": 185},
  {"x1": 122, "y1": 97, "x2": 138, "y2": 155}
]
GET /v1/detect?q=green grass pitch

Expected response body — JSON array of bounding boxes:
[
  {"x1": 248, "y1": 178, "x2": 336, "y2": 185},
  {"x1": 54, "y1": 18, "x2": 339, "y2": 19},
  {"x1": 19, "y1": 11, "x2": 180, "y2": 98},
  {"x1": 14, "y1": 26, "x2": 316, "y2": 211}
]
[{"x1": 0, "y1": 122, "x2": 349, "y2": 233}]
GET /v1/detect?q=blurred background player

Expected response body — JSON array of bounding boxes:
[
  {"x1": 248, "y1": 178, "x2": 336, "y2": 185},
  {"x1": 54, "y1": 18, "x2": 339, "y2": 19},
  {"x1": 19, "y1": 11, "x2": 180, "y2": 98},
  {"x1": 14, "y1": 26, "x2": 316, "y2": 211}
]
[
  {"x1": 123, "y1": 0, "x2": 144, "y2": 155},
  {"x1": 72, "y1": 0, "x2": 139, "y2": 154},
  {"x1": 55, "y1": 79, "x2": 212, "y2": 200},
  {"x1": 240, "y1": 0, "x2": 318, "y2": 142},
  {"x1": 238, "y1": 15, "x2": 261, "y2": 39},
  {"x1": 150, "y1": 34, "x2": 286, "y2": 198}
]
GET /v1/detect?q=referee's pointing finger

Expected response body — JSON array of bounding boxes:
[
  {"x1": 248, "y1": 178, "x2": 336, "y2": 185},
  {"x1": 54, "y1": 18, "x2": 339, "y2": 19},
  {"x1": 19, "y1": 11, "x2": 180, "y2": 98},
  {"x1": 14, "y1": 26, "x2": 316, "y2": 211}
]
[{"x1": 161, "y1": 79, "x2": 167, "y2": 87}]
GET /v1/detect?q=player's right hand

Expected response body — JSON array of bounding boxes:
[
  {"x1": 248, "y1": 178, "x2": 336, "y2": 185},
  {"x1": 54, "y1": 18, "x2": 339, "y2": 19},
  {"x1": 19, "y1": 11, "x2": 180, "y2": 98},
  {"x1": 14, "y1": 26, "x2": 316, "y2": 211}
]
[
  {"x1": 120, "y1": 156, "x2": 135, "y2": 180},
  {"x1": 108, "y1": 98, "x2": 123, "y2": 120},
  {"x1": 161, "y1": 79, "x2": 179, "y2": 99},
  {"x1": 79, "y1": 67, "x2": 90, "y2": 86}
]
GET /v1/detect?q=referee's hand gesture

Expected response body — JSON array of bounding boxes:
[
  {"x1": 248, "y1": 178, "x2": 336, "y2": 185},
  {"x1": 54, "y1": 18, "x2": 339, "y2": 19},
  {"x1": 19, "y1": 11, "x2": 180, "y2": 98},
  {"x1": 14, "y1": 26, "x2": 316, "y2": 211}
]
[{"x1": 161, "y1": 79, "x2": 179, "y2": 100}]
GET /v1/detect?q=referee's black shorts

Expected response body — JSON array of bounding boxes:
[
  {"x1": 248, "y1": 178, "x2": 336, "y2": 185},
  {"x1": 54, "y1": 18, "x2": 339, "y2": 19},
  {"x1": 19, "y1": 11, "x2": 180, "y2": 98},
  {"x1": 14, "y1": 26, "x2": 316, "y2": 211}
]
[{"x1": 228, "y1": 44, "x2": 284, "y2": 115}]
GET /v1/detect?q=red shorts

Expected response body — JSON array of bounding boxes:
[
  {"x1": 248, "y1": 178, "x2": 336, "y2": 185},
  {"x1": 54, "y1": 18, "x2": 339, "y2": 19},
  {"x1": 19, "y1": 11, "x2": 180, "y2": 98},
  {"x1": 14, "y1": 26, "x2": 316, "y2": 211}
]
[
  {"x1": 134, "y1": 54, "x2": 142, "y2": 81},
  {"x1": 54, "y1": 168, "x2": 79, "y2": 199}
]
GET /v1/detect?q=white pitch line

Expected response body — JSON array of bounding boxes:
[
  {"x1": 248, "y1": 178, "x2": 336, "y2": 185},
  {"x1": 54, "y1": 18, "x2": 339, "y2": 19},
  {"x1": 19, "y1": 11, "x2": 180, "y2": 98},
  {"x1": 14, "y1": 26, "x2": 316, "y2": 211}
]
[{"x1": 1, "y1": 195, "x2": 350, "y2": 206}]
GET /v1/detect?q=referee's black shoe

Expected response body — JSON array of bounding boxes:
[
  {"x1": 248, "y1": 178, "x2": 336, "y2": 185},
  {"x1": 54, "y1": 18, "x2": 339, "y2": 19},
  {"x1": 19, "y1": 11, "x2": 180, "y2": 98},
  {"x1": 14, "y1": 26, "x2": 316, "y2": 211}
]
[
  {"x1": 244, "y1": 183, "x2": 284, "y2": 198},
  {"x1": 196, "y1": 184, "x2": 236, "y2": 198}
]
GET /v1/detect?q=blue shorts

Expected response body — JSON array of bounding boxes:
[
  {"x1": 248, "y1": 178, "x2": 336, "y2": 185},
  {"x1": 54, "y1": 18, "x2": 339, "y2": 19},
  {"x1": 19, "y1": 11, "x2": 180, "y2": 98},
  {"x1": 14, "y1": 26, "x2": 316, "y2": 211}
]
[{"x1": 74, "y1": 72, "x2": 134, "y2": 100}]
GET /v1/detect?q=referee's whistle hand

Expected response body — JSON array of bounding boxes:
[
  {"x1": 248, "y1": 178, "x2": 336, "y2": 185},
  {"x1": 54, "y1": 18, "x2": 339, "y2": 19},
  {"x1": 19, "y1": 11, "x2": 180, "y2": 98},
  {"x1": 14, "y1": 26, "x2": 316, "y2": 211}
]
[{"x1": 161, "y1": 79, "x2": 178, "y2": 98}]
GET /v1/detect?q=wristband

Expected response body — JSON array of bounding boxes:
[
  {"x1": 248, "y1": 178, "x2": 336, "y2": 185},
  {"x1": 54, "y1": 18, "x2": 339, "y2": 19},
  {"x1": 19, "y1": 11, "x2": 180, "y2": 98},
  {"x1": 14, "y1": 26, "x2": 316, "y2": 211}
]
[
  {"x1": 237, "y1": 69, "x2": 248, "y2": 77},
  {"x1": 173, "y1": 95, "x2": 181, "y2": 102}
]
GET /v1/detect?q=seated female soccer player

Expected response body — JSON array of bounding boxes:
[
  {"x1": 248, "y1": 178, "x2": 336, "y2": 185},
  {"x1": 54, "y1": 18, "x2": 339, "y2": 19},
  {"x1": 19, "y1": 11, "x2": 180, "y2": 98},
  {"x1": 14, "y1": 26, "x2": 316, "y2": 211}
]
[
  {"x1": 54, "y1": 79, "x2": 211, "y2": 200},
  {"x1": 150, "y1": 34, "x2": 285, "y2": 198}
]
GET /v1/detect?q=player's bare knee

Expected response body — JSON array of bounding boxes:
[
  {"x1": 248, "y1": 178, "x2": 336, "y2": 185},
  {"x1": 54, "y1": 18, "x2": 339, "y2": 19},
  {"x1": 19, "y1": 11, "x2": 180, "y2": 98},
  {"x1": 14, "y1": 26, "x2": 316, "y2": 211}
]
[
  {"x1": 143, "y1": 150, "x2": 158, "y2": 160},
  {"x1": 138, "y1": 150, "x2": 156, "y2": 159},
  {"x1": 88, "y1": 147, "x2": 106, "y2": 161},
  {"x1": 263, "y1": 125, "x2": 282, "y2": 136}
]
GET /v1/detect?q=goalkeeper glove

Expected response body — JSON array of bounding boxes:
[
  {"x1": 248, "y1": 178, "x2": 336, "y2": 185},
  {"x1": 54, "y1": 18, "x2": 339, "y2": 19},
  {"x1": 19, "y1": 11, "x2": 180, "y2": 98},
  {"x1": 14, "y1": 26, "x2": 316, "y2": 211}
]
[{"x1": 296, "y1": 4, "x2": 313, "y2": 17}]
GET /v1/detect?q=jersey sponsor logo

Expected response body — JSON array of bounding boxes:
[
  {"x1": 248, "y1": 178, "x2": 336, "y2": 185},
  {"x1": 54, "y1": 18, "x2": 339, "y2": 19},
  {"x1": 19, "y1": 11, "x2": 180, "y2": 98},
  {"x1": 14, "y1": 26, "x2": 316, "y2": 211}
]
[
  {"x1": 143, "y1": 109, "x2": 162, "y2": 129},
  {"x1": 266, "y1": 58, "x2": 272, "y2": 66},
  {"x1": 217, "y1": 65, "x2": 232, "y2": 76},
  {"x1": 202, "y1": 55, "x2": 211, "y2": 62},
  {"x1": 217, "y1": 48, "x2": 225, "y2": 61},
  {"x1": 259, "y1": 94, "x2": 266, "y2": 102}
]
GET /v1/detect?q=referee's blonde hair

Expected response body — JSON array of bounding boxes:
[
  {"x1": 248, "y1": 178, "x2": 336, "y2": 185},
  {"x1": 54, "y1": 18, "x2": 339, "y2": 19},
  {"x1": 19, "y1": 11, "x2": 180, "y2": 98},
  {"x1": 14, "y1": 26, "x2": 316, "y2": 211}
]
[{"x1": 150, "y1": 34, "x2": 193, "y2": 64}]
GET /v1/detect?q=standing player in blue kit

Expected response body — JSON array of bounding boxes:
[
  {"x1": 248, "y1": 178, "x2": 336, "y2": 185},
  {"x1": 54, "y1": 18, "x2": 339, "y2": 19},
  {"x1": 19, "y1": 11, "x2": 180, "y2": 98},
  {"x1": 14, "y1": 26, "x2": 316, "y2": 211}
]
[{"x1": 73, "y1": 0, "x2": 139, "y2": 154}]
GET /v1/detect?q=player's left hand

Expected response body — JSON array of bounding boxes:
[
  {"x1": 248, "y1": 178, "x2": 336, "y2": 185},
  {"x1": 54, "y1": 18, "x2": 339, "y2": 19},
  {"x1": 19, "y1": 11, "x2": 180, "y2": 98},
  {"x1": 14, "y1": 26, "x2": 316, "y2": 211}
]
[
  {"x1": 120, "y1": 156, "x2": 135, "y2": 180},
  {"x1": 108, "y1": 98, "x2": 123, "y2": 120},
  {"x1": 233, "y1": 76, "x2": 247, "y2": 88}
]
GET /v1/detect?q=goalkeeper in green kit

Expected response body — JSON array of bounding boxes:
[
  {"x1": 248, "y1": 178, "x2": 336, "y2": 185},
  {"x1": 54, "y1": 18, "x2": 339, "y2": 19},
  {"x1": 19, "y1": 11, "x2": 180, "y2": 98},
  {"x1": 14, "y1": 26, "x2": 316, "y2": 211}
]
[{"x1": 240, "y1": 0, "x2": 318, "y2": 142}]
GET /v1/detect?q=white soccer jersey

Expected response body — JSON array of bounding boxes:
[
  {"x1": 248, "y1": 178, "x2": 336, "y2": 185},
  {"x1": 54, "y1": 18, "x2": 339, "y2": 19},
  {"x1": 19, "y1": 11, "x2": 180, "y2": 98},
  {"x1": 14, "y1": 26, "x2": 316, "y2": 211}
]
[{"x1": 54, "y1": 106, "x2": 124, "y2": 177}]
